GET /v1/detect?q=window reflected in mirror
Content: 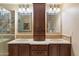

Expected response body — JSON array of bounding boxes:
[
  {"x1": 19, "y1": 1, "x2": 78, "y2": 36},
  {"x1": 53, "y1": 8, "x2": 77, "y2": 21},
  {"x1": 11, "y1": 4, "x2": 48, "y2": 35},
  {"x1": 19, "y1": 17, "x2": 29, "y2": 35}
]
[{"x1": 0, "y1": 8, "x2": 15, "y2": 34}]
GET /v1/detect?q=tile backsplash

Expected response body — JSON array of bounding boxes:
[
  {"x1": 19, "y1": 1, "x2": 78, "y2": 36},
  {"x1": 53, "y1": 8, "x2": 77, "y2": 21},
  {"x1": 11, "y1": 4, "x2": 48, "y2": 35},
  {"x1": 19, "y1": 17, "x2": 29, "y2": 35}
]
[{"x1": 16, "y1": 34, "x2": 62, "y2": 39}]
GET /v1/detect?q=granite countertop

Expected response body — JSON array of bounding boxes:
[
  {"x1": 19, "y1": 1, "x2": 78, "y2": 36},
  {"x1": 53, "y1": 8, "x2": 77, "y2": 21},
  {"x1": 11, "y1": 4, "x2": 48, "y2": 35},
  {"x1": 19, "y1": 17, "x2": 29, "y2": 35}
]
[{"x1": 8, "y1": 39, "x2": 71, "y2": 44}]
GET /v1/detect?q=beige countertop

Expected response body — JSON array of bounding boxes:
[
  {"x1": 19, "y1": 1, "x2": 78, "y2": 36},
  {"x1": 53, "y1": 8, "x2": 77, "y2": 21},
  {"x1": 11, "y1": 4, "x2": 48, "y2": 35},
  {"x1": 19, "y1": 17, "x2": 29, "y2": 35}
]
[{"x1": 8, "y1": 39, "x2": 71, "y2": 44}]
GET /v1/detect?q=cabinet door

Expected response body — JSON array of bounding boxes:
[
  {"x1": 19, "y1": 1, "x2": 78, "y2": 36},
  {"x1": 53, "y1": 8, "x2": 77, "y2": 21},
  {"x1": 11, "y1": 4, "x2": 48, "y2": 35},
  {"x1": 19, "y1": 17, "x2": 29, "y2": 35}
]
[
  {"x1": 8, "y1": 44, "x2": 30, "y2": 56},
  {"x1": 49, "y1": 44, "x2": 59, "y2": 56},
  {"x1": 59, "y1": 44, "x2": 71, "y2": 56},
  {"x1": 33, "y1": 3, "x2": 45, "y2": 41},
  {"x1": 8, "y1": 44, "x2": 18, "y2": 56},
  {"x1": 18, "y1": 44, "x2": 30, "y2": 56}
]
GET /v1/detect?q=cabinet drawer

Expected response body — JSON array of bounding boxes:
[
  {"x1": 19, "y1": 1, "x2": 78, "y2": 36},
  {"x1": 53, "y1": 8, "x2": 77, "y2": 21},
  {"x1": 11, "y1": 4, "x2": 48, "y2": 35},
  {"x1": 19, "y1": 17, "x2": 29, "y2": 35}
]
[
  {"x1": 31, "y1": 51, "x2": 48, "y2": 56},
  {"x1": 31, "y1": 45, "x2": 48, "y2": 51}
]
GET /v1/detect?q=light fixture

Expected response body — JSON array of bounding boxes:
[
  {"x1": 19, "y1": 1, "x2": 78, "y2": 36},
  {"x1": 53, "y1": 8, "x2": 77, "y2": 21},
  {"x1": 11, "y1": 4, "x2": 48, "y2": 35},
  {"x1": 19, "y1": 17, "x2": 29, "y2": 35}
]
[
  {"x1": 18, "y1": 4, "x2": 32, "y2": 14},
  {"x1": 47, "y1": 4, "x2": 61, "y2": 15}
]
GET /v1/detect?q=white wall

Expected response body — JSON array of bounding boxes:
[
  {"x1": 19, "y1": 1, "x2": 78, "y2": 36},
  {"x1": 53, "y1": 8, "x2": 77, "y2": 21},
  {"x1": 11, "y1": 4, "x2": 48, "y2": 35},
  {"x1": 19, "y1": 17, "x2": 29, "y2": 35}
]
[{"x1": 62, "y1": 3, "x2": 79, "y2": 56}]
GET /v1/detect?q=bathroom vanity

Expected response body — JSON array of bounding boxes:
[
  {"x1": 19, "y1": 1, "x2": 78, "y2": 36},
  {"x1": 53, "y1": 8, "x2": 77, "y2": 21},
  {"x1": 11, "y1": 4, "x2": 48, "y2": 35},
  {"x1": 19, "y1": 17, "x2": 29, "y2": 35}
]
[
  {"x1": 7, "y1": 3, "x2": 71, "y2": 56},
  {"x1": 8, "y1": 39, "x2": 71, "y2": 56},
  {"x1": 0, "y1": 3, "x2": 72, "y2": 56}
]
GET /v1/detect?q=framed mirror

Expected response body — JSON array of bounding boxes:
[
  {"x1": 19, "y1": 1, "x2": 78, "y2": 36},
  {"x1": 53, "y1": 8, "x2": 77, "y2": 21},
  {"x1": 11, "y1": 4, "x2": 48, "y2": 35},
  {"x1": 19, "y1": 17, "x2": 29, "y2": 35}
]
[
  {"x1": 46, "y1": 4, "x2": 62, "y2": 34},
  {"x1": 17, "y1": 4, "x2": 32, "y2": 32},
  {"x1": 0, "y1": 7, "x2": 15, "y2": 34}
]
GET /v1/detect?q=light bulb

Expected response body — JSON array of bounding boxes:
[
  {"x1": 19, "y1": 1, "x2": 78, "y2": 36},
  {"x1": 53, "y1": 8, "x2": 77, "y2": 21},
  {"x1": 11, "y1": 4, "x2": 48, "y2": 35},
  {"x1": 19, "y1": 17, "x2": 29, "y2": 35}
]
[
  {"x1": 18, "y1": 8, "x2": 22, "y2": 12},
  {"x1": 26, "y1": 8, "x2": 31, "y2": 13},
  {"x1": 57, "y1": 8, "x2": 60, "y2": 13},
  {"x1": 53, "y1": 7, "x2": 60, "y2": 14},
  {"x1": 53, "y1": 8, "x2": 57, "y2": 13},
  {"x1": 48, "y1": 8, "x2": 53, "y2": 13},
  {"x1": 53, "y1": 8, "x2": 56, "y2": 11},
  {"x1": 18, "y1": 8, "x2": 24, "y2": 13},
  {"x1": 49, "y1": 8, "x2": 52, "y2": 12},
  {"x1": 22, "y1": 8, "x2": 25, "y2": 12},
  {"x1": 27, "y1": 8, "x2": 29, "y2": 12}
]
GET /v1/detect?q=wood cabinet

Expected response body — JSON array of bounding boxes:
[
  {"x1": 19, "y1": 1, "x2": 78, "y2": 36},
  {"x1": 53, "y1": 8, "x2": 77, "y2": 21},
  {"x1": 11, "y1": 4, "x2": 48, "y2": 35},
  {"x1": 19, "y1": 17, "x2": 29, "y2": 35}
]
[
  {"x1": 8, "y1": 44, "x2": 18, "y2": 56},
  {"x1": 59, "y1": 44, "x2": 71, "y2": 56},
  {"x1": 49, "y1": 44, "x2": 59, "y2": 56},
  {"x1": 49, "y1": 44, "x2": 71, "y2": 56},
  {"x1": 8, "y1": 44, "x2": 30, "y2": 56},
  {"x1": 8, "y1": 44, "x2": 71, "y2": 56},
  {"x1": 33, "y1": 3, "x2": 45, "y2": 41},
  {"x1": 18, "y1": 44, "x2": 30, "y2": 56}
]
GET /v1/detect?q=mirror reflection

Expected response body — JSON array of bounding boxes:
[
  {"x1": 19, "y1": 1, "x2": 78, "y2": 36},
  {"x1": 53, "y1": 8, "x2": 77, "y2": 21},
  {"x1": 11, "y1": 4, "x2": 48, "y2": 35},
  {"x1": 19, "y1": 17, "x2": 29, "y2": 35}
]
[
  {"x1": 18, "y1": 4, "x2": 32, "y2": 32},
  {"x1": 46, "y1": 4, "x2": 61, "y2": 33},
  {"x1": 0, "y1": 8, "x2": 15, "y2": 34}
]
